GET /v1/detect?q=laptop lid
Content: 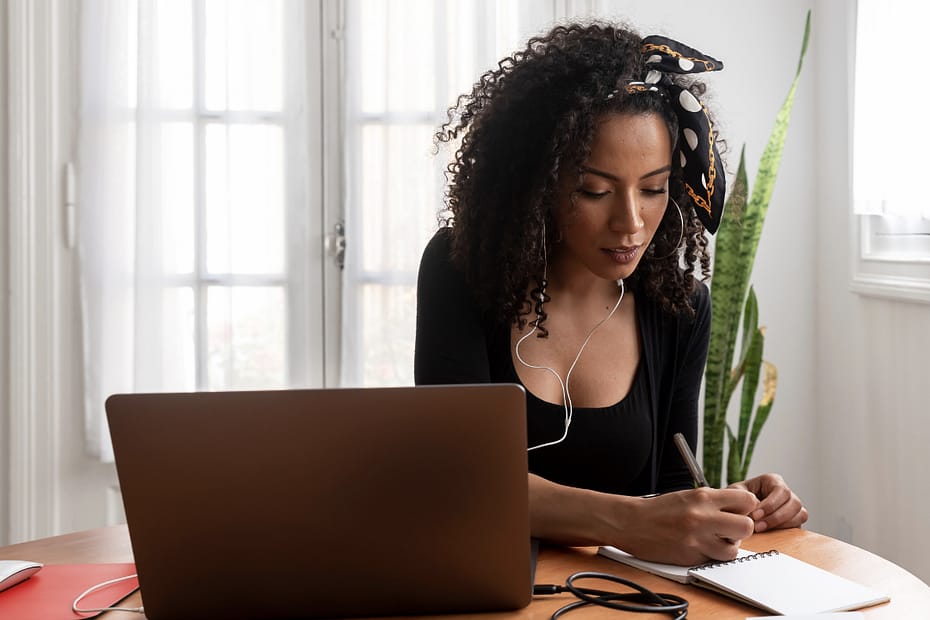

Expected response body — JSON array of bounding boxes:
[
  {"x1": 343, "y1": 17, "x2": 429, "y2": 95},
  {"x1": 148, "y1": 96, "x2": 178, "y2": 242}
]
[{"x1": 106, "y1": 384, "x2": 531, "y2": 620}]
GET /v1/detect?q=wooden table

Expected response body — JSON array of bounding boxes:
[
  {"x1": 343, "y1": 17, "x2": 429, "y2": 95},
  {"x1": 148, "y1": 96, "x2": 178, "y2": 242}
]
[{"x1": 1, "y1": 525, "x2": 928, "y2": 618}]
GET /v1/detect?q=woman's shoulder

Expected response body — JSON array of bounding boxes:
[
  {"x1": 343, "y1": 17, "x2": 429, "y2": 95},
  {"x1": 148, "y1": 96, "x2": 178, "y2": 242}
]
[
  {"x1": 676, "y1": 278, "x2": 711, "y2": 330},
  {"x1": 635, "y1": 275, "x2": 709, "y2": 320},
  {"x1": 420, "y1": 227, "x2": 455, "y2": 270},
  {"x1": 690, "y1": 278, "x2": 710, "y2": 312},
  {"x1": 418, "y1": 227, "x2": 472, "y2": 300}
]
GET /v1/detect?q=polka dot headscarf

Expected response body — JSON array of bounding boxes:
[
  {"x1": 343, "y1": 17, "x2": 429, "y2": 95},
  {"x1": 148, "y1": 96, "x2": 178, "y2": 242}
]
[{"x1": 627, "y1": 35, "x2": 726, "y2": 234}]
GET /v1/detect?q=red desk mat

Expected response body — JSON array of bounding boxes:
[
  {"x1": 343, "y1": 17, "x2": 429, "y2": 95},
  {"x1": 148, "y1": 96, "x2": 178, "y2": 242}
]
[{"x1": 0, "y1": 563, "x2": 138, "y2": 619}]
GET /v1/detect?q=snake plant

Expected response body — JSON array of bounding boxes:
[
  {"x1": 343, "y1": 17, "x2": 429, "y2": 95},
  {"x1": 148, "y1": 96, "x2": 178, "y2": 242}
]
[{"x1": 702, "y1": 11, "x2": 810, "y2": 487}]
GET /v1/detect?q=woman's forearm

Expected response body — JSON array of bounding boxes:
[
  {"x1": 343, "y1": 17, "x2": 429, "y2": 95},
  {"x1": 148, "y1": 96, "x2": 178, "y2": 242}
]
[{"x1": 528, "y1": 473, "x2": 639, "y2": 547}]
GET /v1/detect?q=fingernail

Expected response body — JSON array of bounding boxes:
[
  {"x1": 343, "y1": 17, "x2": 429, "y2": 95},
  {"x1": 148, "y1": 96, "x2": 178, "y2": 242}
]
[{"x1": 755, "y1": 521, "x2": 768, "y2": 532}]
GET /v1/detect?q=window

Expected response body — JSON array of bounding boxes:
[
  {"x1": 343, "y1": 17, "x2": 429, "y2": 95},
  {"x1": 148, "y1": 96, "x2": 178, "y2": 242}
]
[
  {"x1": 852, "y1": 0, "x2": 930, "y2": 302},
  {"x1": 78, "y1": 0, "x2": 559, "y2": 460},
  {"x1": 340, "y1": 0, "x2": 554, "y2": 386},
  {"x1": 79, "y1": 0, "x2": 326, "y2": 460}
]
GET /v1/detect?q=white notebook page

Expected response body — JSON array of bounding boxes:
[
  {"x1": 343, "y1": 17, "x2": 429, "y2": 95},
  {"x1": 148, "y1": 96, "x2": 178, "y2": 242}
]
[{"x1": 689, "y1": 551, "x2": 889, "y2": 615}]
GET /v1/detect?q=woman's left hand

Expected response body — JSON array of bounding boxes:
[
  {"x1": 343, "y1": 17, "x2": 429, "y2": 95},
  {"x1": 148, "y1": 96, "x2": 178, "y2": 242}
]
[{"x1": 728, "y1": 473, "x2": 808, "y2": 532}]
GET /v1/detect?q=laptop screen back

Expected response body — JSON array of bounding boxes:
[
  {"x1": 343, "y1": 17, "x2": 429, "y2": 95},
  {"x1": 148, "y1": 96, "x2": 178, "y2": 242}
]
[{"x1": 106, "y1": 384, "x2": 531, "y2": 620}]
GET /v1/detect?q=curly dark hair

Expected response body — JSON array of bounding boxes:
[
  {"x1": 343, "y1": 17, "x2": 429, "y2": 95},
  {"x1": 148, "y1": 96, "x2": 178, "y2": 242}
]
[{"x1": 435, "y1": 21, "x2": 717, "y2": 331}]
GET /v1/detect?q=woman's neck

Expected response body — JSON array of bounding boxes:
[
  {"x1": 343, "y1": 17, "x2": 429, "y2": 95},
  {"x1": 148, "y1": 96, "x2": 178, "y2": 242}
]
[{"x1": 544, "y1": 256, "x2": 622, "y2": 308}]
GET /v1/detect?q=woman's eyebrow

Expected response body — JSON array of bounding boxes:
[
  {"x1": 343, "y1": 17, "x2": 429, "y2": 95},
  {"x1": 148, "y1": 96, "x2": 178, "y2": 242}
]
[{"x1": 580, "y1": 164, "x2": 672, "y2": 181}]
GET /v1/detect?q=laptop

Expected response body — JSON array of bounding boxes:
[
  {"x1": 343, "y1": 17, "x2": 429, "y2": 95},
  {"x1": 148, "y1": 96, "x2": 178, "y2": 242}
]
[{"x1": 106, "y1": 384, "x2": 532, "y2": 620}]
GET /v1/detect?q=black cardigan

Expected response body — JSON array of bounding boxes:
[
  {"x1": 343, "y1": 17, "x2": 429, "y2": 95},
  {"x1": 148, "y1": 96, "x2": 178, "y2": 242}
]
[{"x1": 414, "y1": 229, "x2": 710, "y2": 495}]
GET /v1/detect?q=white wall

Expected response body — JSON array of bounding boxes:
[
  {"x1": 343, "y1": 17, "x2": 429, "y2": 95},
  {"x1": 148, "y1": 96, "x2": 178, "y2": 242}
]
[
  {"x1": 814, "y1": 0, "x2": 930, "y2": 582},
  {"x1": 0, "y1": 0, "x2": 10, "y2": 547}
]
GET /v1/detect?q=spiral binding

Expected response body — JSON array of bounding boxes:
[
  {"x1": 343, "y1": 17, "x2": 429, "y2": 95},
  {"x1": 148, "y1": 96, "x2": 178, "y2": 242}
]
[{"x1": 690, "y1": 549, "x2": 779, "y2": 572}]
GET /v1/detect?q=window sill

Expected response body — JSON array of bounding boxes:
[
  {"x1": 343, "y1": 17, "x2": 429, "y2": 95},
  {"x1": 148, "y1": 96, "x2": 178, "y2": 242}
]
[
  {"x1": 851, "y1": 215, "x2": 930, "y2": 305},
  {"x1": 850, "y1": 272, "x2": 930, "y2": 305}
]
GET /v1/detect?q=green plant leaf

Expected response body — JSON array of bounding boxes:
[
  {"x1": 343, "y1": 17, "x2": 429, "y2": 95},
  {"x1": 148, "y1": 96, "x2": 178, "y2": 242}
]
[
  {"x1": 702, "y1": 9, "x2": 809, "y2": 487},
  {"x1": 703, "y1": 150, "x2": 749, "y2": 487},
  {"x1": 726, "y1": 285, "x2": 759, "y2": 417},
  {"x1": 726, "y1": 424, "x2": 742, "y2": 483},
  {"x1": 744, "y1": 362, "x2": 778, "y2": 471},
  {"x1": 795, "y1": 11, "x2": 811, "y2": 87},
  {"x1": 737, "y1": 287, "x2": 759, "y2": 375},
  {"x1": 737, "y1": 325, "x2": 764, "y2": 468}
]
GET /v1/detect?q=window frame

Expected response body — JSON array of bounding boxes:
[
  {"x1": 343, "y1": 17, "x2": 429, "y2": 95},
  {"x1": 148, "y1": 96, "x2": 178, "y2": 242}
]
[
  {"x1": 850, "y1": 217, "x2": 930, "y2": 305},
  {"x1": 850, "y1": 0, "x2": 930, "y2": 305}
]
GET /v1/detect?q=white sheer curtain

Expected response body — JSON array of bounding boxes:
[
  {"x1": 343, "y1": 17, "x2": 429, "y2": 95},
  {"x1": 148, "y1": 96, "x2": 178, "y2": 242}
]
[
  {"x1": 80, "y1": 0, "x2": 159, "y2": 460},
  {"x1": 78, "y1": 0, "x2": 311, "y2": 460},
  {"x1": 340, "y1": 0, "x2": 555, "y2": 387},
  {"x1": 853, "y1": 0, "x2": 930, "y2": 219}
]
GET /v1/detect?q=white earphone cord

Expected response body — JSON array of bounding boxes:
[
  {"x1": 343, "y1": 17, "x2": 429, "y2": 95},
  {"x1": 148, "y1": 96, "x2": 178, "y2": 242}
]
[
  {"x1": 72, "y1": 573, "x2": 144, "y2": 615},
  {"x1": 516, "y1": 278, "x2": 625, "y2": 451}
]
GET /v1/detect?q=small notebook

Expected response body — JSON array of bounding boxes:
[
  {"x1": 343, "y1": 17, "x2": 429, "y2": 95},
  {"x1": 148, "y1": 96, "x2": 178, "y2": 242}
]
[{"x1": 597, "y1": 547, "x2": 889, "y2": 615}]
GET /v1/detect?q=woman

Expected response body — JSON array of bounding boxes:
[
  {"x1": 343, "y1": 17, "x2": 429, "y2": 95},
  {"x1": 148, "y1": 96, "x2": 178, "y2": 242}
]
[{"x1": 414, "y1": 21, "x2": 807, "y2": 565}]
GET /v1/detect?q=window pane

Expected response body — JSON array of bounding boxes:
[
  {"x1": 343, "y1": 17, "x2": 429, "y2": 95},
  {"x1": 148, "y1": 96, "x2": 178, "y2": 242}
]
[
  {"x1": 207, "y1": 286, "x2": 287, "y2": 389},
  {"x1": 204, "y1": 0, "x2": 284, "y2": 111},
  {"x1": 134, "y1": 285, "x2": 196, "y2": 391},
  {"x1": 205, "y1": 123, "x2": 285, "y2": 274},
  {"x1": 863, "y1": 215, "x2": 930, "y2": 260},
  {"x1": 358, "y1": 0, "x2": 435, "y2": 114},
  {"x1": 153, "y1": 0, "x2": 193, "y2": 109},
  {"x1": 158, "y1": 122, "x2": 195, "y2": 274},
  {"x1": 440, "y1": 1, "x2": 528, "y2": 103},
  {"x1": 161, "y1": 287, "x2": 196, "y2": 391},
  {"x1": 359, "y1": 123, "x2": 438, "y2": 273},
  {"x1": 854, "y1": 1, "x2": 930, "y2": 220},
  {"x1": 360, "y1": 284, "x2": 416, "y2": 386}
]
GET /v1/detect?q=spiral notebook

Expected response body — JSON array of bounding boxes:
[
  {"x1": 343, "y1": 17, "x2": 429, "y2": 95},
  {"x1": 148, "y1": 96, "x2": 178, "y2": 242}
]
[{"x1": 597, "y1": 547, "x2": 889, "y2": 615}]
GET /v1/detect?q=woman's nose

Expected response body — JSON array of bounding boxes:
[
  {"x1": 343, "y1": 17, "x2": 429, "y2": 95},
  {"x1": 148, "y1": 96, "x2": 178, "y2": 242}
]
[{"x1": 608, "y1": 192, "x2": 644, "y2": 233}]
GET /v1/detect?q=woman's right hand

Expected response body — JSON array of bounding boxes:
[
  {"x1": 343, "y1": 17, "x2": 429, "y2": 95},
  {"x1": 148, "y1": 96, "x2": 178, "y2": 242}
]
[
  {"x1": 610, "y1": 487, "x2": 760, "y2": 565},
  {"x1": 529, "y1": 474, "x2": 759, "y2": 566}
]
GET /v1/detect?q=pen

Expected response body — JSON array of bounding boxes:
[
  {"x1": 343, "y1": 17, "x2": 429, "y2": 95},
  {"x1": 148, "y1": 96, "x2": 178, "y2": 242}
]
[
  {"x1": 674, "y1": 433, "x2": 741, "y2": 545},
  {"x1": 673, "y1": 432, "x2": 709, "y2": 488}
]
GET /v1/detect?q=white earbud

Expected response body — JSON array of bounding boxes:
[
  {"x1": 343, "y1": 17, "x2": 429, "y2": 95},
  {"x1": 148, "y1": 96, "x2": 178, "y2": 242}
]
[{"x1": 516, "y1": 278, "x2": 625, "y2": 451}]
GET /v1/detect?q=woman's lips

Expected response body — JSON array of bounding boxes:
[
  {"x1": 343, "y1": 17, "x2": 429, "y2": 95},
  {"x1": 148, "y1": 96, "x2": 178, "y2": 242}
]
[{"x1": 602, "y1": 246, "x2": 640, "y2": 264}]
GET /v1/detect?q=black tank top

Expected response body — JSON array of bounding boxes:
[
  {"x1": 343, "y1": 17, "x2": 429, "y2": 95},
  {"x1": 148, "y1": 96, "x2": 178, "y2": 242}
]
[{"x1": 523, "y1": 361, "x2": 653, "y2": 494}]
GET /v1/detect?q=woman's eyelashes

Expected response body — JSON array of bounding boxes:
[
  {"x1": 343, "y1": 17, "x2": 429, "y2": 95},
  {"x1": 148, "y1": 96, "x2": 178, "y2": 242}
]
[
  {"x1": 577, "y1": 186, "x2": 668, "y2": 200},
  {"x1": 578, "y1": 188, "x2": 611, "y2": 199}
]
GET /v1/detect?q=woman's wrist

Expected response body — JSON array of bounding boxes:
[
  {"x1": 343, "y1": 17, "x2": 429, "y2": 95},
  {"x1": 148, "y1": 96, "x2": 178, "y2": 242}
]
[{"x1": 529, "y1": 473, "x2": 640, "y2": 547}]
